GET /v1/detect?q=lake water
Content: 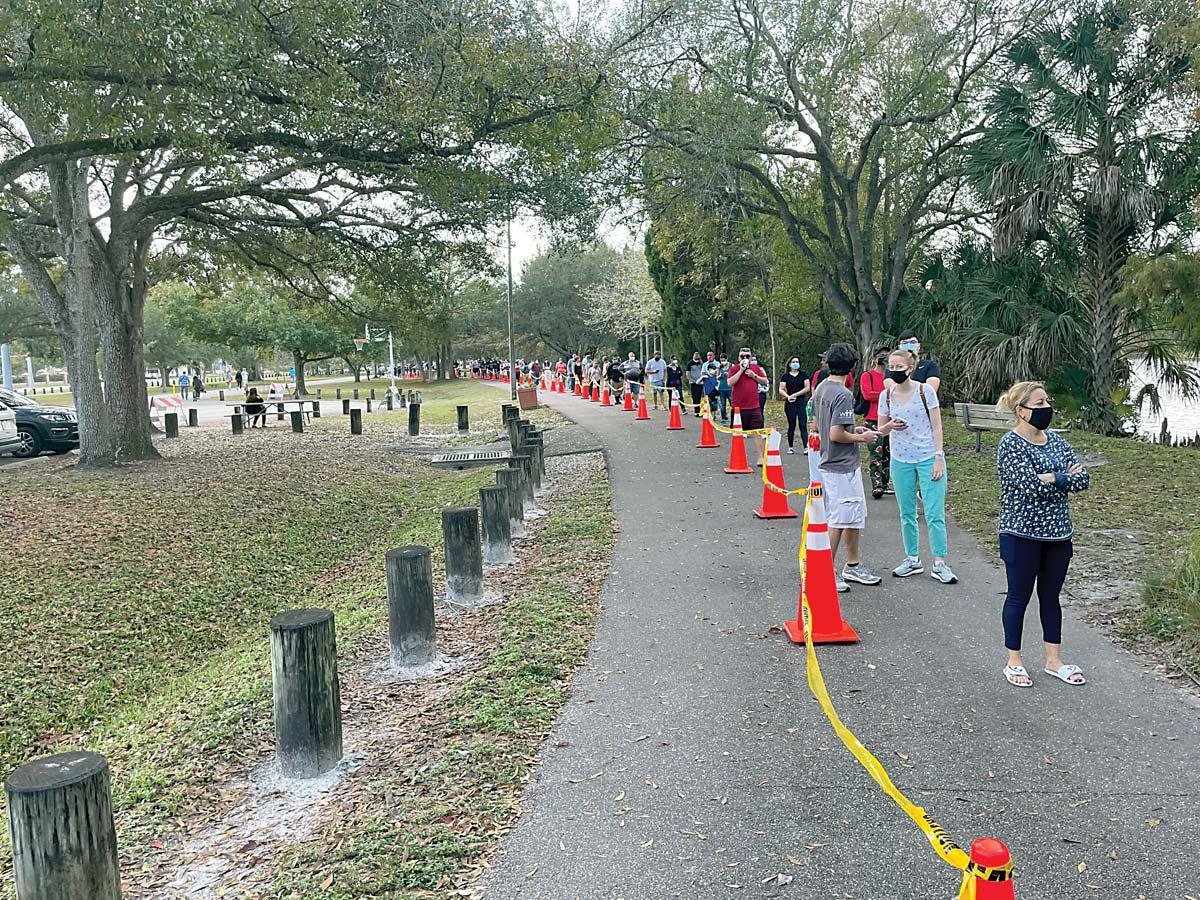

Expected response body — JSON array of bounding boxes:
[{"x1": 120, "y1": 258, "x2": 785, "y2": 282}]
[{"x1": 1131, "y1": 359, "x2": 1200, "y2": 442}]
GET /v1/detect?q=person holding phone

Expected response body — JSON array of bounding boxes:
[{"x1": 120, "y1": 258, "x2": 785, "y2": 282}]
[
  {"x1": 877, "y1": 349, "x2": 955, "y2": 584},
  {"x1": 994, "y1": 381, "x2": 1089, "y2": 688}
]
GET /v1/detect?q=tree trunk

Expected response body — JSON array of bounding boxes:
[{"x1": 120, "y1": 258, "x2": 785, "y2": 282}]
[
  {"x1": 95, "y1": 274, "x2": 158, "y2": 463},
  {"x1": 293, "y1": 350, "x2": 308, "y2": 396},
  {"x1": 1085, "y1": 217, "x2": 1122, "y2": 435}
]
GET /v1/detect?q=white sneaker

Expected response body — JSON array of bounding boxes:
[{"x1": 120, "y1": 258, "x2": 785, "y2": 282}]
[
  {"x1": 836, "y1": 577, "x2": 849, "y2": 593},
  {"x1": 842, "y1": 563, "x2": 882, "y2": 586},
  {"x1": 892, "y1": 557, "x2": 924, "y2": 578}
]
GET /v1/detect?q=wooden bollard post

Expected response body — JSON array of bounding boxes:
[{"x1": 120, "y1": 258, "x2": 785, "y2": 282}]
[
  {"x1": 495, "y1": 468, "x2": 525, "y2": 537},
  {"x1": 408, "y1": 402, "x2": 421, "y2": 437},
  {"x1": 398, "y1": 391, "x2": 406, "y2": 409},
  {"x1": 336, "y1": 388, "x2": 342, "y2": 400},
  {"x1": 386, "y1": 392, "x2": 394, "y2": 411},
  {"x1": 506, "y1": 417, "x2": 521, "y2": 452},
  {"x1": 219, "y1": 389, "x2": 225, "y2": 401},
  {"x1": 353, "y1": 388, "x2": 359, "y2": 400},
  {"x1": 457, "y1": 405, "x2": 469, "y2": 433},
  {"x1": 441, "y1": 507, "x2": 484, "y2": 604},
  {"x1": 350, "y1": 408, "x2": 362, "y2": 435},
  {"x1": 370, "y1": 387, "x2": 376, "y2": 400},
  {"x1": 290, "y1": 410, "x2": 304, "y2": 433},
  {"x1": 231, "y1": 413, "x2": 244, "y2": 435},
  {"x1": 317, "y1": 388, "x2": 322, "y2": 399},
  {"x1": 312, "y1": 400, "x2": 321, "y2": 419},
  {"x1": 509, "y1": 454, "x2": 535, "y2": 510},
  {"x1": 164, "y1": 412, "x2": 179, "y2": 438},
  {"x1": 276, "y1": 402, "x2": 285, "y2": 422},
  {"x1": 4, "y1": 751, "x2": 122, "y2": 900},
  {"x1": 479, "y1": 485, "x2": 513, "y2": 564},
  {"x1": 366, "y1": 398, "x2": 373, "y2": 413},
  {"x1": 525, "y1": 435, "x2": 545, "y2": 492},
  {"x1": 342, "y1": 399, "x2": 351, "y2": 416},
  {"x1": 187, "y1": 408, "x2": 199, "y2": 428},
  {"x1": 269, "y1": 609, "x2": 343, "y2": 778},
  {"x1": 385, "y1": 546, "x2": 436, "y2": 668}
]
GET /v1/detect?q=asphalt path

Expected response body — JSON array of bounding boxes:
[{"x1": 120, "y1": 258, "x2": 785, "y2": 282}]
[{"x1": 477, "y1": 388, "x2": 1200, "y2": 900}]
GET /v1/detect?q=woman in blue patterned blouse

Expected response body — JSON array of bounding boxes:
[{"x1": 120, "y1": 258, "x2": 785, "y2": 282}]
[{"x1": 996, "y1": 382, "x2": 1090, "y2": 688}]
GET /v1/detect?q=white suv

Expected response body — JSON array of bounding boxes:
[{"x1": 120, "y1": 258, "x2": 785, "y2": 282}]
[{"x1": 0, "y1": 404, "x2": 20, "y2": 455}]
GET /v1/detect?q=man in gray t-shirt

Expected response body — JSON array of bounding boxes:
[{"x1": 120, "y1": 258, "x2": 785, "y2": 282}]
[
  {"x1": 812, "y1": 377, "x2": 860, "y2": 474},
  {"x1": 811, "y1": 343, "x2": 882, "y2": 591}
]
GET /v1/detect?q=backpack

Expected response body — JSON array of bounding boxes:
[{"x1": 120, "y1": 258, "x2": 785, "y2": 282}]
[
  {"x1": 884, "y1": 382, "x2": 932, "y2": 423},
  {"x1": 853, "y1": 371, "x2": 873, "y2": 416}
]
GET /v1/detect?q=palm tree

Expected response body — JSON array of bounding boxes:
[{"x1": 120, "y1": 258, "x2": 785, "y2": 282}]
[{"x1": 970, "y1": 0, "x2": 1197, "y2": 433}]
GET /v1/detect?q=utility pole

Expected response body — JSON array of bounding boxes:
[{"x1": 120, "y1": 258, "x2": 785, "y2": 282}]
[{"x1": 506, "y1": 207, "x2": 517, "y2": 402}]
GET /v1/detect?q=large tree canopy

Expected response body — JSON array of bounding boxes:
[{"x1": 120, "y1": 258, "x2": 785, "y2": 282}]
[
  {"x1": 0, "y1": 0, "x2": 610, "y2": 464},
  {"x1": 616, "y1": 0, "x2": 1042, "y2": 358}
]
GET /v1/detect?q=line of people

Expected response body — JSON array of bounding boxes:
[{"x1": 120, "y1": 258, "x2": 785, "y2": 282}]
[{"x1": 806, "y1": 335, "x2": 1089, "y2": 688}]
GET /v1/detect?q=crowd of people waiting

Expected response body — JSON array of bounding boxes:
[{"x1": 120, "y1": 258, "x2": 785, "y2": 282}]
[{"x1": 482, "y1": 330, "x2": 1089, "y2": 690}]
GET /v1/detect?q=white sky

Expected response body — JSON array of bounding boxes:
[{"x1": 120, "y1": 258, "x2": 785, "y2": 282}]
[{"x1": 493, "y1": 213, "x2": 643, "y2": 282}]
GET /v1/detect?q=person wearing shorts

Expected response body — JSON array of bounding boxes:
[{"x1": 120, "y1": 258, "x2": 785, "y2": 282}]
[
  {"x1": 726, "y1": 347, "x2": 768, "y2": 465},
  {"x1": 812, "y1": 342, "x2": 883, "y2": 592}
]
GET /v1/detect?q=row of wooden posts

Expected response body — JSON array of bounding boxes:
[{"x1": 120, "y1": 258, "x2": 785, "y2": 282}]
[
  {"x1": 1, "y1": 404, "x2": 544, "y2": 900},
  {"x1": 160, "y1": 389, "x2": 462, "y2": 439}
]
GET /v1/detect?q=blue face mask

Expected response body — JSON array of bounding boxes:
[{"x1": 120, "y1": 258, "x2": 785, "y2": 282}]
[
  {"x1": 900, "y1": 341, "x2": 919, "y2": 353},
  {"x1": 789, "y1": 362, "x2": 800, "y2": 372}
]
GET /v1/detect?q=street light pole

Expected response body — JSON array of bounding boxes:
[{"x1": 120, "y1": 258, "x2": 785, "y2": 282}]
[
  {"x1": 506, "y1": 207, "x2": 517, "y2": 402},
  {"x1": 387, "y1": 329, "x2": 397, "y2": 398}
]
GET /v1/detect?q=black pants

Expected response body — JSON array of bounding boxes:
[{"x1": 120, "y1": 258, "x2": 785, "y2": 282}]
[
  {"x1": 1000, "y1": 534, "x2": 1073, "y2": 651},
  {"x1": 690, "y1": 383, "x2": 704, "y2": 415},
  {"x1": 784, "y1": 400, "x2": 808, "y2": 448}
]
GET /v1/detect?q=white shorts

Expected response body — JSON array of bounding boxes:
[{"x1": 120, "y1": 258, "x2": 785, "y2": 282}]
[{"x1": 822, "y1": 468, "x2": 866, "y2": 530}]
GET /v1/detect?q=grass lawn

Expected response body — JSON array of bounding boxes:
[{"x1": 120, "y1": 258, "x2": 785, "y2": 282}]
[
  {"x1": 0, "y1": 392, "x2": 612, "y2": 898},
  {"x1": 760, "y1": 399, "x2": 1200, "y2": 672}
]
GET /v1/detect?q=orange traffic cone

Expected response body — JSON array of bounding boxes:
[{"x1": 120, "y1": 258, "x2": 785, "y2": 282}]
[
  {"x1": 622, "y1": 387, "x2": 634, "y2": 411},
  {"x1": 635, "y1": 389, "x2": 650, "y2": 420},
  {"x1": 697, "y1": 399, "x2": 720, "y2": 448},
  {"x1": 574, "y1": 380, "x2": 583, "y2": 397},
  {"x1": 667, "y1": 389, "x2": 684, "y2": 430},
  {"x1": 601, "y1": 385, "x2": 612, "y2": 406},
  {"x1": 754, "y1": 429, "x2": 798, "y2": 518},
  {"x1": 591, "y1": 383, "x2": 600, "y2": 402},
  {"x1": 784, "y1": 484, "x2": 858, "y2": 644},
  {"x1": 540, "y1": 372, "x2": 548, "y2": 390},
  {"x1": 724, "y1": 407, "x2": 754, "y2": 474},
  {"x1": 967, "y1": 838, "x2": 1015, "y2": 900}
]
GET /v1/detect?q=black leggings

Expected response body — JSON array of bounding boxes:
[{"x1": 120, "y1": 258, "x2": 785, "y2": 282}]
[
  {"x1": 784, "y1": 400, "x2": 807, "y2": 448},
  {"x1": 690, "y1": 383, "x2": 704, "y2": 415},
  {"x1": 1000, "y1": 534, "x2": 1073, "y2": 651}
]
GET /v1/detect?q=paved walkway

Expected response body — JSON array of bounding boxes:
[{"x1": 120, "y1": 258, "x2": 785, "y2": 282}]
[{"x1": 478, "y1": 390, "x2": 1200, "y2": 899}]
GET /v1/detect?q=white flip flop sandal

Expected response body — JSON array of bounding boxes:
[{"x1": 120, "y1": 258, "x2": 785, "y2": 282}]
[
  {"x1": 1044, "y1": 664, "x2": 1086, "y2": 685},
  {"x1": 1004, "y1": 665, "x2": 1033, "y2": 688}
]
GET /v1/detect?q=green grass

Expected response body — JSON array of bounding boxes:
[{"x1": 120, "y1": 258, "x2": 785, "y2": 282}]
[
  {"x1": 263, "y1": 477, "x2": 613, "y2": 898},
  {"x1": 0, "y1": 384, "x2": 612, "y2": 898}
]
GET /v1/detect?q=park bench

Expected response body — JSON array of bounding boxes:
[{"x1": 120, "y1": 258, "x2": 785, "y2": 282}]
[
  {"x1": 225, "y1": 398, "x2": 317, "y2": 427},
  {"x1": 953, "y1": 402, "x2": 1011, "y2": 452}
]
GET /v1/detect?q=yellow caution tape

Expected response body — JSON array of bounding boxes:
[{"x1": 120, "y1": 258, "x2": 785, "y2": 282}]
[
  {"x1": 758, "y1": 427, "x2": 811, "y2": 497},
  {"x1": 698, "y1": 396, "x2": 772, "y2": 436},
  {"x1": 794, "y1": 491, "x2": 1013, "y2": 897}
]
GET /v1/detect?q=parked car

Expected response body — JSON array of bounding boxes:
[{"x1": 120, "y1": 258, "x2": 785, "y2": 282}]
[
  {"x1": 0, "y1": 388, "x2": 80, "y2": 457},
  {"x1": 0, "y1": 404, "x2": 20, "y2": 456}
]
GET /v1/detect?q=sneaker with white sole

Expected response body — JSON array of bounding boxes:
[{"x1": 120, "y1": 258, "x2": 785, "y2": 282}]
[
  {"x1": 930, "y1": 561, "x2": 958, "y2": 584},
  {"x1": 842, "y1": 563, "x2": 882, "y2": 586},
  {"x1": 836, "y1": 577, "x2": 849, "y2": 593},
  {"x1": 892, "y1": 557, "x2": 924, "y2": 578},
  {"x1": 787, "y1": 447, "x2": 795, "y2": 454}
]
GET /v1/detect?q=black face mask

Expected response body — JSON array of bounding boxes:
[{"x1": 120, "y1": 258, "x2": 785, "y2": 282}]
[
  {"x1": 876, "y1": 357, "x2": 888, "y2": 367},
  {"x1": 887, "y1": 370, "x2": 909, "y2": 384},
  {"x1": 1024, "y1": 406, "x2": 1054, "y2": 431}
]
